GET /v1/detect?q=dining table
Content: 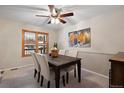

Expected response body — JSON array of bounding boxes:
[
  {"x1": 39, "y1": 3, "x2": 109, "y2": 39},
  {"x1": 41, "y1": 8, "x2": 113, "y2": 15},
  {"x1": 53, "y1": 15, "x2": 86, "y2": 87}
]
[{"x1": 46, "y1": 54, "x2": 81, "y2": 88}]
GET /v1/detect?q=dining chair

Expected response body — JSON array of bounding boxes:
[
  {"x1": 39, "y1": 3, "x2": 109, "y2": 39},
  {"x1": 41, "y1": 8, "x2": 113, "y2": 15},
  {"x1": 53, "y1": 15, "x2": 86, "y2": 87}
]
[
  {"x1": 65, "y1": 50, "x2": 78, "y2": 83},
  {"x1": 35, "y1": 53, "x2": 66, "y2": 88},
  {"x1": 58, "y1": 50, "x2": 66, "y2": 55},
  {"x1": 30, "y1": 52, "x2": 41, "y2": 82}
]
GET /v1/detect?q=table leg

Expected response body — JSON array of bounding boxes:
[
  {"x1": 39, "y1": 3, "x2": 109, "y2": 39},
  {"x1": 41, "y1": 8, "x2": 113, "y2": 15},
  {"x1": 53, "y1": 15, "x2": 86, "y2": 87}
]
[
  {"x1": 55, "y1": 68, "x2": 60, "y2": 88},
  {"x1": 77, "y1": 60, "x2": 81, "y2": 82}
]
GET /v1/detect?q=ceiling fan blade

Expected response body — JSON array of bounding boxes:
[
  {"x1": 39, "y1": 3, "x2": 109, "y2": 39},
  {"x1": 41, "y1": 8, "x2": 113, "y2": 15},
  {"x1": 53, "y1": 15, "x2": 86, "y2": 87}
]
[
  {"x1": 36, "y1": 15, "x2": 49, "y2": 17},
  {"x1": 48, "y1": 5, "x2": 55, "y2": 13},
  {"x1": 60, "y1": 12, "x2": 74, "y2": 17},
  {"x1": 47, "y1": 20, "x2": 51, "y2": 24},
  {"x1": 59, "y1": 18, "x2": 66, "y2": 24}
]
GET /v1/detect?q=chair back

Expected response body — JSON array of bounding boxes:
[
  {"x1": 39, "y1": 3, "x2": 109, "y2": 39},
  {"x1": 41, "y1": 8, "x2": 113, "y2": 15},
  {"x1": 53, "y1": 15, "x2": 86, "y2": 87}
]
[
  {"x1": 35, "y1": 53, "x2": 50, "y2": 81},
  {"x1": 30, "y1": 52, "x2": 40, "y2": 71},
  {"x1": 59, "y1": 50, "x2": 66, "y2": 55},
  {"x1": 65, "y1": 50, "x2": 78, "y2": 57}
]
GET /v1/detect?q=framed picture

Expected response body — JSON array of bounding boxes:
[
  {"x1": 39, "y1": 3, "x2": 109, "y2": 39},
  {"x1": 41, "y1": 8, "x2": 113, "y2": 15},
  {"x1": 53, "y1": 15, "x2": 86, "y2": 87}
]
[{"x1": 68, "y1": 28, "x2": 91, "y2": 47}]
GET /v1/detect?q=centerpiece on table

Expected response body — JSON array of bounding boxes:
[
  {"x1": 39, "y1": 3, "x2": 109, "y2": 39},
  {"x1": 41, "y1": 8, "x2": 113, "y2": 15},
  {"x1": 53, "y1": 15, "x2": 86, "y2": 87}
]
[{"x1": 50, "y1": 42, "x2": 59, "y2": 58}]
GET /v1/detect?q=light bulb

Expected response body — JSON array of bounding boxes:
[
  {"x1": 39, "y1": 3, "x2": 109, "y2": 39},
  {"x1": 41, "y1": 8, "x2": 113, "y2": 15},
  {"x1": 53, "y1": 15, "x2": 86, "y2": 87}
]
[
  {"x1": 51, "y1": 18, "x2": 55, "y2": 24},
  {"x1": 55, "y1": 18, "x2": 60, "y2": 24}
]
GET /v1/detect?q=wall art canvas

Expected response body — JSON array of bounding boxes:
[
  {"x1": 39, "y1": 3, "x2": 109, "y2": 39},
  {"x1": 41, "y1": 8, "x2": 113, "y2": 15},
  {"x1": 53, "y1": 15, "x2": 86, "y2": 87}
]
[{"x1": 68, "y1": 28, "x2": 91, "y2": 47}]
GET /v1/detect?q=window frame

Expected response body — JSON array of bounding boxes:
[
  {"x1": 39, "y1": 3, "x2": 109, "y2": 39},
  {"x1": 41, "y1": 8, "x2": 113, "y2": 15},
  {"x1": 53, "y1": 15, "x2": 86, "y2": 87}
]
[{"x1": 22, "y1": 29, "x2": 49, "y2": 57}]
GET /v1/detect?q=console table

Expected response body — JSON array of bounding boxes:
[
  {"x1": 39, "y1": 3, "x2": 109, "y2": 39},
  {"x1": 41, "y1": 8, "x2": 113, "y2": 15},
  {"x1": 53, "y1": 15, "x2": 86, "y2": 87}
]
[{"x1": 109, "y1": 52, "x2": 124, "y2": 88}]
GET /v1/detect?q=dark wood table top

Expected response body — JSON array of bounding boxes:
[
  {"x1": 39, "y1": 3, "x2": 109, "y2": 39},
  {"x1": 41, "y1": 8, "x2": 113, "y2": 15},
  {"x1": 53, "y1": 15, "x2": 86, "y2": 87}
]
[
  {"x1": 46, "y1": 55, "x2": 81, "y2": 67},
  {"x1": 109, "y1": 52, "x2": 124, "y2": 63}
]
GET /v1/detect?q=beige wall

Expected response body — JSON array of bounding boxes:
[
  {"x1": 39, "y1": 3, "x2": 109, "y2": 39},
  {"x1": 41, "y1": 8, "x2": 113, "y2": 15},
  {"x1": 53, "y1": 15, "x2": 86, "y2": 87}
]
[
  {"x1": 57, "y1": 9, "x2": 124, "y2": 76},
  {"x1": 78, "y1": 52, "x2": 113, "y2": 76},
  {"x1": 0, "y1": 18, "x2": 57, "y2": 69},
  {"x1": 1, "y1": 8, "x2": 124, "y2": 76}
]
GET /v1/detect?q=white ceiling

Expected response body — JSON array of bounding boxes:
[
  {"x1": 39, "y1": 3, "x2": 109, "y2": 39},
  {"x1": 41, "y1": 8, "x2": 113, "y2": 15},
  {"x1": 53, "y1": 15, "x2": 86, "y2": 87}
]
[{"x1": 0, "y1": 5, "x2": 123, "y2": 30}]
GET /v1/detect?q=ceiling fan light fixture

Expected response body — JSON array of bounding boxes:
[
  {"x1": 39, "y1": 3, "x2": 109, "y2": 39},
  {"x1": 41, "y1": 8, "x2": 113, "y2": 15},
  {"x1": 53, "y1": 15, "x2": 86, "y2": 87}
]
[
  {"x1": 51, "y1": 18, "x2": 55, "y2": 24},
  {"x1": 35, "y1": 5, "x2": 74, "y2": 24},
  {"x1": 55, "y1": 18, "x2": 60, "y2": 24},
  {"x1": 51, "y1": 17, "x2": 60, "y2": 24}
]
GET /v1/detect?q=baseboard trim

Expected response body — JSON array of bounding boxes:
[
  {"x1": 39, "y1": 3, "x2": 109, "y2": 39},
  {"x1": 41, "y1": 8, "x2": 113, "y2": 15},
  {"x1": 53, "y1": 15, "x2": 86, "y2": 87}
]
[
  {"x1": 0, "y1": 64, "x2": 34, "y2": 74},
  {"x1": 81, "y1": 68, "x2": 109, "y2": 79}
]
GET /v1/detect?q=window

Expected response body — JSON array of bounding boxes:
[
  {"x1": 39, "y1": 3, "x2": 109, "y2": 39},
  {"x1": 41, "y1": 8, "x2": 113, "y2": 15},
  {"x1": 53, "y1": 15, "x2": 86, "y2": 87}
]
[{"x1": 22, "y1": 29, "x2": 49, "y2": 57}]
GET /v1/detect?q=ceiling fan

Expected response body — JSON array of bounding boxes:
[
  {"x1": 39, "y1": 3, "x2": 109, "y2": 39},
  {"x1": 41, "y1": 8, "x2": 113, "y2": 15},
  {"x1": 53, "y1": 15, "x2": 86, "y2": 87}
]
[{"x1": 35, "y1": 5, "x2": 74, "y2": 24}]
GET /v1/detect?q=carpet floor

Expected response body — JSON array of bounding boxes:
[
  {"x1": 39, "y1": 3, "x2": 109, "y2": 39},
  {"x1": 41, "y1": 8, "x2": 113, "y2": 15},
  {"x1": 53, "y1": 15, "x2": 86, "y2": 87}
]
[{"x1": 0, "y1": 66, "x2": 109, "y2": 88}]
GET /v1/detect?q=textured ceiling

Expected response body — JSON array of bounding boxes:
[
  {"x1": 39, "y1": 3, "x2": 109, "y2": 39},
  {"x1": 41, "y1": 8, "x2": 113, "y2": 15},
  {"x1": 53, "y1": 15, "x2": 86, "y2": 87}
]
[{"x1": 0, "y1": 5, "x2": 123, "y2": 30}]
